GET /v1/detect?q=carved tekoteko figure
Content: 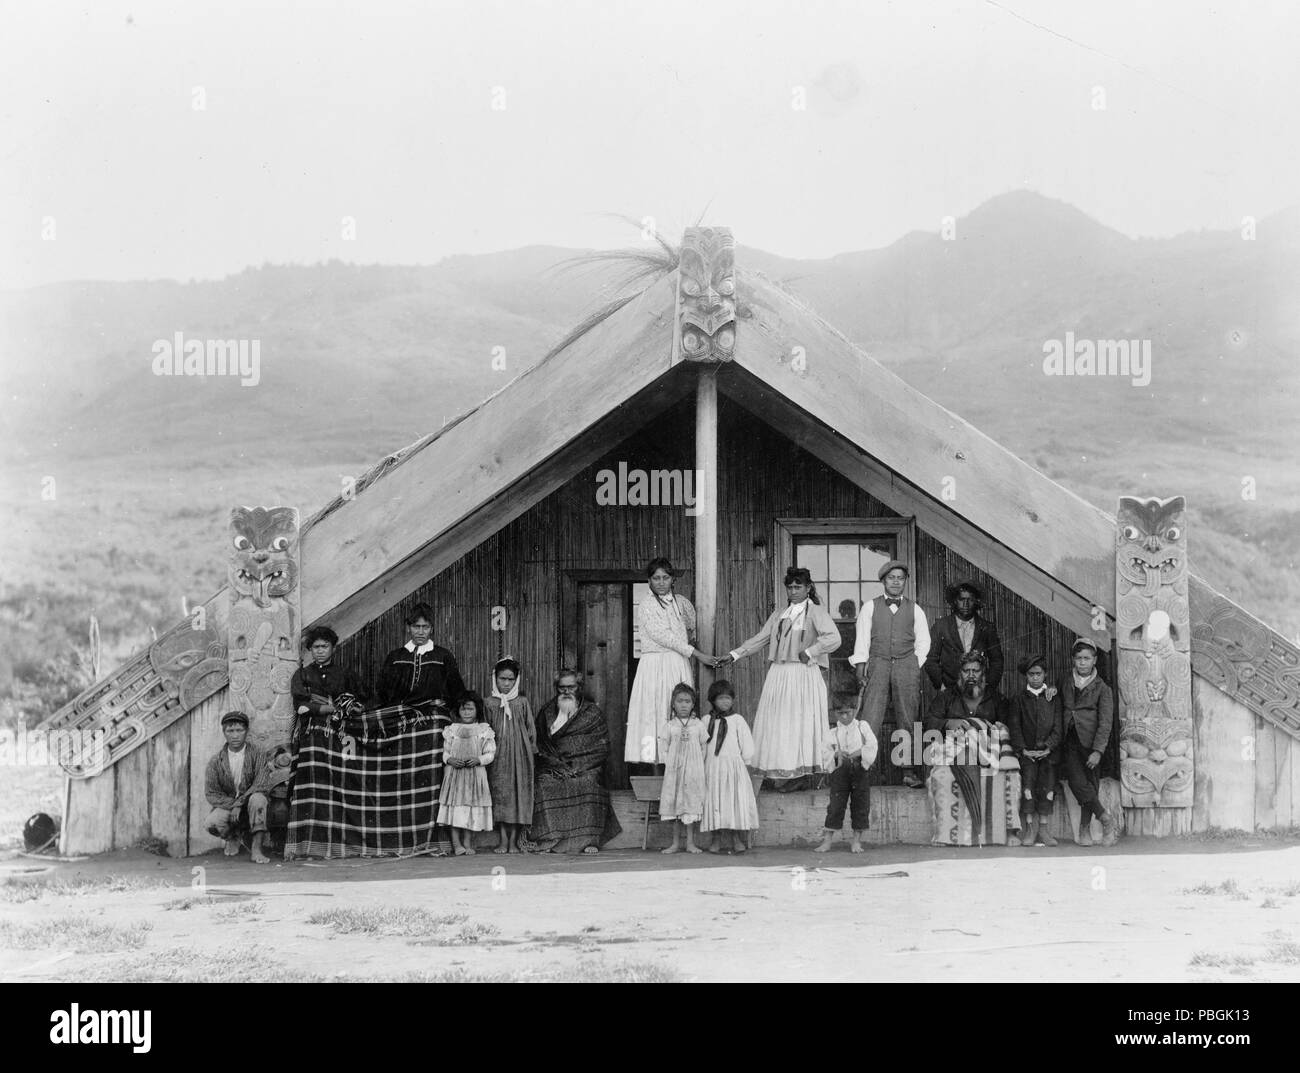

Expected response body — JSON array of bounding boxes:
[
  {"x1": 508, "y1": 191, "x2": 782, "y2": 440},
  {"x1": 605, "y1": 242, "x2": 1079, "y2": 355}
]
[
  {"x1": 227, "y1": 506, "x2": 301, "y2": 750},
  {"x1": 1115, "y1": 495, "x2": 1193, "y2": 807},
  {"x1": 677, "y1": 226, "x2": 736, "y2": 362}
]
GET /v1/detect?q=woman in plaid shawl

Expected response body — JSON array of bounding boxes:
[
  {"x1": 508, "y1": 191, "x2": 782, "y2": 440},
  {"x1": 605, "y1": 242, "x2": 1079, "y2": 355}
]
[{"x1": 529, "y1": 669, "x2": 623, "y2": 854}]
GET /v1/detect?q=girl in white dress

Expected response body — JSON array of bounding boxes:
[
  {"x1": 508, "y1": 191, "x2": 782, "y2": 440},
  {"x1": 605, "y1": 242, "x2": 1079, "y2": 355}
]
[
  {"x1": 658, "y1": 683, "x2": 709, "y2": 854},
  {"x1": 439, "y1": 692, "x2": 497, "y2": 855},
  {"x1": 624, "y1": 558, "x2": 716, "y2": 767},
  {"x1": 701, "y1": 680, "x2": 760, "y2": 853}
]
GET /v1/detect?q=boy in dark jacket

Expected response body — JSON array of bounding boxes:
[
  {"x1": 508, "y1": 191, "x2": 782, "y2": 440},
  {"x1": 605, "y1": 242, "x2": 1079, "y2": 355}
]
[
  {"x1": 1007, "y1": 654, "x2": 1063, "y2": 846},
  {"x1": 1060, "y1": 637, "x2": 1118, "y2": 846}
]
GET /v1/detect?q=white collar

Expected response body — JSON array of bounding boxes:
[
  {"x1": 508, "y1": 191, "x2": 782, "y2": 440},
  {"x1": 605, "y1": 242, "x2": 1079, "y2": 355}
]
[
  {"x1": 1072, "y1": 671, "x2": 1097, "y2": 690},
  {"x1": 1026, "y1": 684, "x2": 1047, "y2": 696},
  {"x1": 405, "y1": 640, "x2": 435, "y2": 654},
  {"x1": 780, "y1": 599, "x2": 809, "y2": 621}
]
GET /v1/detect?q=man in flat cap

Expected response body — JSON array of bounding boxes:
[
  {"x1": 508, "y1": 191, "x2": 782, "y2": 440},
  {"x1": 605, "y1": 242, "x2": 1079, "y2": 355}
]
[
  {"x1": 849, "y1": 559, "x2": 930, "y2": 788},
  {"x1": 1059, "y1": 637, "x2": 1119, "y2": 846},
  {"x1": 204, "y1": 711, "x2": 272, "y2": 863},
  {"x1": 925, "y1": 580, "x2": 1005, "y2": 698}
]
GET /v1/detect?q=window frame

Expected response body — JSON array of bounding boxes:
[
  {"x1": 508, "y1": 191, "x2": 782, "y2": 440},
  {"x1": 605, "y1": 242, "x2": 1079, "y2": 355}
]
[{"x1": 771, "y1": 517, "x2": 917, "y2": 614}]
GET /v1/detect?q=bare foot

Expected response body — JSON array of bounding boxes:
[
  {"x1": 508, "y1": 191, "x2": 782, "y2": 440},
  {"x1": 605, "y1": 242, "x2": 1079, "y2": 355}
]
[
  {"x1": 223, "y1": 839, "x2": 240, "y2": 857},
  {"x1": 661, "y1": 844, "x2": 681, "y2": 855},
  {"x1": 734, "y1": 844, "x2": 747, "y2": 855},
  {"x1": 706, "y1": 845, "x2": 725, "y2": 854},
  {"x1": 251, "y1": 849, "x2": 270, "y2": 864},
  {"x1": 463, "y1": 847, "x2": 476, "y2": 856},
  {"x1": 493, "y1": 845, "x2": 510, "y2": 854},
  {"x1": 454, "y1": 847, "x2": 468, "y2": 856},
  {"x1": 685, "y1": 844, "x2": 703, "y2": 854},
  {"x1": 582, "y1": 845, "x2": 599, "y2": 855},
  {"x1": 813, "y1": 837, "x2": 834, "y2": 853}
]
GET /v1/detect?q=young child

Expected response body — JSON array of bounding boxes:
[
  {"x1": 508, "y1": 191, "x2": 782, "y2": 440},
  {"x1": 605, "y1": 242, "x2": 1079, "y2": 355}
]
[
  {"x1": 658, "y1": 683, "x2": 708, "y2": 854},
  {"x1": 438, "y1": 691, "x2": 497, "y2": 855},
  {"x1": 701, "y1": 680, "x2": 760, "y2": 854},
  {"x1": 815, "y1": 705, "x2": 879, "y2": 853},
  {"x1": 486, "y1": 657, "x2": 536, "y2": 855},
  {"x1": 1007, "y1": 654, "x2": 1063, "y2": 846}
]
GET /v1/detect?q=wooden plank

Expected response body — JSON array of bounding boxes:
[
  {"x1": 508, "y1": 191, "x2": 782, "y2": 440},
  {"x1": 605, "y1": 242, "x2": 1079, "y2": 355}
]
[
  {"x1": 111, "y1": 745, "x2": 151, "y2": 849},
  {"x1": 694, "y1": 366, "x2": 719, "y2": 695},
  {"x1": 318, "y1": 363, "x2": 694, "y2": 643},
  {"x1": 299, "y1": 273, "x2": 679, "y2": 633},
  {"x1": 188, "y1": 688, "x2": 231, "y2": 855},
  {"x1": 149, "y1": 717, "x2": 191, "y2": 857},
  {"x1": 720, "y1": 369, "x2": 1104, "y2": 641},
  {"x1": 1255, "y1": 717, "x2": 1278, "y2": 829},
  {"x1": 1292, "y1": 733, "x2": 1300, "y2": 827},
  {"x1": 1192, "y1": 678, "x2": 1256, "y2": 831},
  {"x1": 63, "y1": 769, "x2": 115, "y2": 856}
]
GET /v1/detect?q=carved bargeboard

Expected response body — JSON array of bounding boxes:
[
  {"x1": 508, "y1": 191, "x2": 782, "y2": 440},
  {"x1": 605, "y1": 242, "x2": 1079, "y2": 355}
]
[
  {"x1": 227, "y1": 506, "x2": 300, "y2": 750},
  {"x1": 37, "y1": 611, "x2": 227, "y2": 778},
  {"x1": 1190, "y1": 584, "x2": 1300, "y2": 740},
  {"x1": 1116, "y1": 495, "x2": 1193, "y2": 807},
  {"x1": 676, "y1": 226, "x2": 736, "y2": 362}
]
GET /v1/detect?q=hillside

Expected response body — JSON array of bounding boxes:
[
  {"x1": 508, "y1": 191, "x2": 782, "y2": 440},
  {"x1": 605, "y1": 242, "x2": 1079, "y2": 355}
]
[{"x1": 2, "y1": 192, "x2": 1297, "y2": 724}]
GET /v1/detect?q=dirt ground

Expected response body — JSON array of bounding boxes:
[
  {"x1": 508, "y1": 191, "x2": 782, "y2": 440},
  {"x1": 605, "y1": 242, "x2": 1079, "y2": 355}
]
[{"x1": 3, "y1": 837, "x2": 1299, "y2": 983}]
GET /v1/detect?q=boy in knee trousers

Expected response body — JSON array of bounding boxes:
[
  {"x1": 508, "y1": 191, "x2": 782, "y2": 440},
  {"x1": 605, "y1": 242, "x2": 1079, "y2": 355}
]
[
  {"x1": 1007, "y1": 655, "x2": 1062, "y2": 846},
  {"x1": 815, "y1": 707, "x2": 879, "y2": 853},
  {"x1": 1060, "y1": 637, "x2": 1118, "y2": 847}
]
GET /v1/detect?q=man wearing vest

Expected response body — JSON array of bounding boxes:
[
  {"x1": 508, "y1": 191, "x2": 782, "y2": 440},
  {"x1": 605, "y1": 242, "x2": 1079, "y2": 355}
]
[{"x1": 850, "y1": 560, "x2": 931, "y2": 788}]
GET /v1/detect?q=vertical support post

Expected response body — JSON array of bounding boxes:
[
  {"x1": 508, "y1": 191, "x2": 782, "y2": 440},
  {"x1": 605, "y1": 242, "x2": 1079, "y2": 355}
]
[{"x1": 695, "y1": 367, "x2": 719, "y2": 696}]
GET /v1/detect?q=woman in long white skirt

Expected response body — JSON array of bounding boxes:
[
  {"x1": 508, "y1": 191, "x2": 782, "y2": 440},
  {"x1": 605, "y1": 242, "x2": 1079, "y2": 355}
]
[
  {"x1": 718, "y1": 566, "x2": 841, "y2": 788},
  {"x1": 624, "y1": 557, "x2": 717, "y2": 767}
]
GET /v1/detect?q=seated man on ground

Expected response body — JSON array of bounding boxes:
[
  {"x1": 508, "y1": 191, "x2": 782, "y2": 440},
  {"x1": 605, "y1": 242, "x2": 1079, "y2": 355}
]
[
  {"x1": 204, "y1": 711, "x2": 271, "y2": 864},
  {"x1": 923, "y1": 651, "x2": 1023, "y2": 848}
]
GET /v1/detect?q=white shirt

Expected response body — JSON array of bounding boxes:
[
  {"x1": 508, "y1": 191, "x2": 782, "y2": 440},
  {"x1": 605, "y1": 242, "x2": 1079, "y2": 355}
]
[
  {"x1": 847, "y1": 599, "x2": 931, "y2": 667},
  {"x1": 404, "y1": 640, "x2": 435, "y2": 654},
  {"x1": 820, "y1": 718, "x2": 880, "y2": 770},
  {"x1": 228, "y1": 746, "x2": 246, "y2": 788},
  {"x1": 957, "y1": 617, "x2": 975, "y2": 653}
]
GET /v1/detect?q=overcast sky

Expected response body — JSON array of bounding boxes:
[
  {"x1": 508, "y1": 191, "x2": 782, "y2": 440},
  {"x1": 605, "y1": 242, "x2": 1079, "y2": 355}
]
[{"x1": 2, "y1": 0, "x2": 1296, "y2": 289}]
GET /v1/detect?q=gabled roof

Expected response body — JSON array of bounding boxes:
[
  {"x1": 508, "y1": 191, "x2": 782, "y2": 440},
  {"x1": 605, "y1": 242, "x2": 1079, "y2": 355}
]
[{"x1": 40, "y1": 253, "x2": 1300, "y2": 761}]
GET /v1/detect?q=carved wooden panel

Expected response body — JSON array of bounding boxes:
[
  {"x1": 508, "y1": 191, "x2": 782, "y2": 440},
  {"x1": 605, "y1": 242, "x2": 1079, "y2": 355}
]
[
  {"x1": 675, "y1": 226, "x2": 736, "y2": 362},
  {"x1": 227, "y1": 506, "x2": 301, "y2": 750},
  {"x1": 1190, "y1": 585, "x2": 1300, "y2": 740},
  {"x1": 1116, "y1": 495, "x2": 1193, "y2": 807},
  {"x1": 37, "y1": 610, "x2": 227, "y2": 778}
]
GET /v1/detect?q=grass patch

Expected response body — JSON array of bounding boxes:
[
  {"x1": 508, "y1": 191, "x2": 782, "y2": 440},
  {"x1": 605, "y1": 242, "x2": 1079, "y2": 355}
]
[
  {"x1": 1182, "y1": 879, "x2": 1246, "y2": 897},
  {"x1": 213, "y1": 900, "x2": 265, "y2": 922},
  {"x1": 1260, "y1": 897, "x2": 1281, "y2": 909},
  {"x1": 164, "y1": 896, "x2": 216, "y2": 911},
  {"x1": 431, "y1": 921, "x2": 499, "y2": 946},
  {"x1": 1265, "y1": 881, "x2": 1300, "y2": 897},
  {"x1": 1267, "y1": 941, "x2": 1300, "y2": 965},
  {"x1": 0, "y1": 914, "x2": 152, "y2": 953},
  {"x1": 307, "y1": 906, "x2": 469, "y2": 937},
  {"x1": 1188, "y1": 951, "x2": 1256, "y2": 969},
  {"x1": 0, "y1": 873, "x2": 175, "y2": 904},
  {"x1": 1180, "y1": 827, "x2": 1300, "y2": 843}
]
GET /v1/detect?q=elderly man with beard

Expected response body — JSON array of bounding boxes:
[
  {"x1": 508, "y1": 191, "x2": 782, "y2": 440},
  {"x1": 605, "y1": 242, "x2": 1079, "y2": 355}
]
[
  {"x1": 529, "y1": 669, "x2": 623, "y2": 854},
  {"x1": 922, "y1": 651, "x2": 1023, "y2": 847}
]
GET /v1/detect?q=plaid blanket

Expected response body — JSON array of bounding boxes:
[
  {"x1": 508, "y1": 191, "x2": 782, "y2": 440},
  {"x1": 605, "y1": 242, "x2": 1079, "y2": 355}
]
[{"x1": 284, "y1": 702, "x2": 452, "y2": 859}]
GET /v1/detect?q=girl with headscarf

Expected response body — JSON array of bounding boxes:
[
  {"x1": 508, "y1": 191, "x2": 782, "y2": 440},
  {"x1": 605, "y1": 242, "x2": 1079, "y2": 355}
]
[
  {"x1": 717, "y1": 566, "x2": 841, "y2": 790},
  {"x1": 485, "y1": 656, "x2": 537, "y2": 854}
]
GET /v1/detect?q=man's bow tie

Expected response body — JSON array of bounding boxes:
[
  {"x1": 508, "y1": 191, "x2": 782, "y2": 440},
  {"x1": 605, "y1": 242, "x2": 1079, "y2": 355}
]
[{"x1": 885, "y1": 597, "x2": 902, "y2": 607}]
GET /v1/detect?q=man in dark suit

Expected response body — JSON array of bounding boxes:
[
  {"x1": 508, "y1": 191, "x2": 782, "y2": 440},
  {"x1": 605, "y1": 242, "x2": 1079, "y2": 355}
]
[{"x1": 924, "y1": 581, "x2": 1005, "y2": 697}]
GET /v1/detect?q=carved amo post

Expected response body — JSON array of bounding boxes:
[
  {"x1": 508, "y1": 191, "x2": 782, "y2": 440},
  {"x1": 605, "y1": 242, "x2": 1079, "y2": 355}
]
[
  {"x1": 227, "y1": 506, "x2": 301, "y2": 751},
  {"x1": 1115, "y1": 495, "x2": 1193, "y2": 810}
]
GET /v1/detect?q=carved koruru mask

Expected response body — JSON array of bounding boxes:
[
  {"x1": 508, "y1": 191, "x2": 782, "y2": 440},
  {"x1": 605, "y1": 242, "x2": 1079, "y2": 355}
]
[
  {"x1": 1116, "y1": 495, "x2": 1186, "y2": 599},
  {"x1": 229, "y1": 506, "x2": 300, "y2": 608}
]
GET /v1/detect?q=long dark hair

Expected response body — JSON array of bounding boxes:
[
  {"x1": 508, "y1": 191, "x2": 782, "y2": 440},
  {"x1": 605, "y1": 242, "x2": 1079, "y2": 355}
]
[{"x1": 707, "y1": 679, "x2": 736, "y2": 755}]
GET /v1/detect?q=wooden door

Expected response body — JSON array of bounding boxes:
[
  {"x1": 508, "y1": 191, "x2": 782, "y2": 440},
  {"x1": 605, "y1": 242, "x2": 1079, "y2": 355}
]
[{"x1": 577, "y1": 581, "x2": 630, "y2": 790}]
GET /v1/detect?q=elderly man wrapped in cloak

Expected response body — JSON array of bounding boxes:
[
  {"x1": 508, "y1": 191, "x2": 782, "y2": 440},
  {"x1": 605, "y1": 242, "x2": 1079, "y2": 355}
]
[
  {"x1": 529, "y1": 669, "x2": 622, "y2": 854},
  {"x1": 923, "y1": 651, "x2": 1023, "y2": 847}
]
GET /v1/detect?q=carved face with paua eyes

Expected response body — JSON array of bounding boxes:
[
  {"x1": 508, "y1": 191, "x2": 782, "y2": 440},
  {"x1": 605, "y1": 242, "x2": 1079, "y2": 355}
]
[
  {"x1": 1116, "y1": 495, "x2": 1186, "y2": 598},
  {"x1": 1120, "y1": 720, "x2": 1194, "y2": 806},
  {"x1": 678, "y1": 227, "x2": 736, "y2": 361},
  {"x1": 229, "y1": 506, "x2": 300, "y2": 609}
]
